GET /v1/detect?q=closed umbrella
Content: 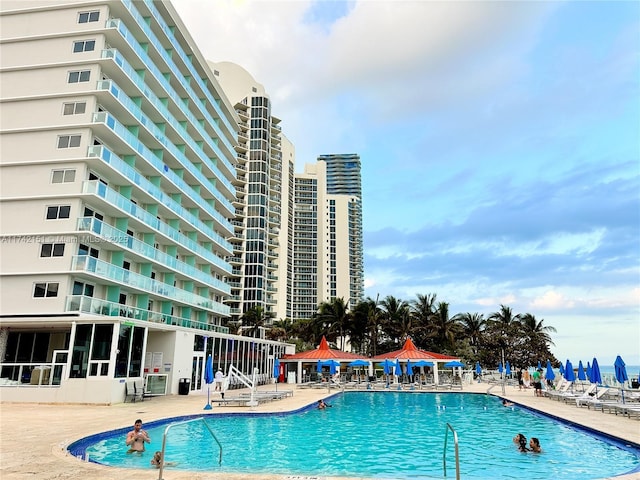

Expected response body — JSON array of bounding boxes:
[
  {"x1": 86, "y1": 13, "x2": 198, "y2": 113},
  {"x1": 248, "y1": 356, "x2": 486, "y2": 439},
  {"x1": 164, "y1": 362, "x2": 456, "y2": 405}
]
[
  {"x1": 564, "y1": 359, "x2": 576, "y2": 382},
  {"x1": 589, "y1": 357, "x2": 602, "y2": 385},
  {"x1": 273, "y1": 358, "x2": 281, "y2": 392},
  {"x1": 203, "y1": 354, "x2": 214, "y2": 410},
  {"x1": 614, "y1": 355, "x2": 628, "y2": 403},
  {"x1": 537, "y1": 361, "x2": 542, "y2": 370},
  {"x1": 498, "y1": 362, "x2": 503, "y2": 374},
  {"x1": 316, "y1": 360, "x2": 323, "y2": 377},
  {"x1": 545, "y1": 360, "x2": 555, "y2": 382},
  {"x1": 506, "y1": 361, "x2": 511, "y2": 376},
  {"x1": 577, "y1": 361, "x2": 586, "y2": 381},
  {"x1": 406, "y1": 359, "x2": 413, "y2": 377},
  {"x1": 475, "y1": 362, "x2": 482, "y2": 376},
  {"x1": 395, "y1": 359, "x2": 402, "y2": 377},
  {"x1": 558, "y1": 363, "x2": 565, "y2": 376},
  {"x1": 586, "y1": 362, "x2": 592, "y2": 380},
  {"x1": 381, "y1": 359, "x2": 392, "y2": 375}
]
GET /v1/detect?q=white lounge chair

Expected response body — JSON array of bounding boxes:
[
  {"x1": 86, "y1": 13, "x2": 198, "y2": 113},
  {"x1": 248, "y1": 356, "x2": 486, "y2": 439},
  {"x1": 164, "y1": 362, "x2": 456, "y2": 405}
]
[
  {"x1": 546, "y1": 381, "x2": 573, "y2": 400},
  {"x1": 576, "y1": 387, "x2": 610, "y2": 408},
  {"x1": 557, "y1": 383, "x2": 597, "y2": 403}
]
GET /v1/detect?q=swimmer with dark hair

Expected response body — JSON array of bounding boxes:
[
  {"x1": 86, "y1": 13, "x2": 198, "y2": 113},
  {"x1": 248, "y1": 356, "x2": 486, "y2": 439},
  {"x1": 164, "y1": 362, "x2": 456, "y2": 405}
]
[
  {"x1": 513, "y1": 433, "x2": 529, "y2": 452},
  {"x1": 529, "y1": 437, "x2": 541, "y2": 453}
]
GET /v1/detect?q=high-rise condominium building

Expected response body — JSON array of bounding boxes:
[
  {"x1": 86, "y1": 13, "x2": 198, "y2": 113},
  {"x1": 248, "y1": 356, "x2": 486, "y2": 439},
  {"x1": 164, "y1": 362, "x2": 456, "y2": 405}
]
[
  {"x1": 292, "y1": 154, "x2": 364, "y2": 320},
  {"x1": 0, "y1": 0, "x2": 291, "y2": 404},
  {"x1": 208, "y1": 62, "x2": 295, "y2": 328}
]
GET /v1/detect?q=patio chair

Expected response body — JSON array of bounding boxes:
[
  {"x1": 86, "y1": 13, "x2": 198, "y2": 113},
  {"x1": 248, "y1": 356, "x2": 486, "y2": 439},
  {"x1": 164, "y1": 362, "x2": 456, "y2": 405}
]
[
  {"x1": 576, "y1": 387, "x2": 610, "y2": 408},
  {"x1": 546, "y1": 381, "x2": 573, "y2": 401},
  {"x1": 557, "y1": 383, "x2": 597, "y2": 404},
  {"x1": 125, "y1": 380, "x2": 143, "y2": 403}
]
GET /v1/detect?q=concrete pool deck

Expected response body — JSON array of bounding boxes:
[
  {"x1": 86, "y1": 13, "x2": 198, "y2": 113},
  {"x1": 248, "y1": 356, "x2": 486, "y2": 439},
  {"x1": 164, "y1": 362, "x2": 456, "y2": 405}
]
[{"x1": 1, "y1": 381, "x2": 639, "y2": 480}]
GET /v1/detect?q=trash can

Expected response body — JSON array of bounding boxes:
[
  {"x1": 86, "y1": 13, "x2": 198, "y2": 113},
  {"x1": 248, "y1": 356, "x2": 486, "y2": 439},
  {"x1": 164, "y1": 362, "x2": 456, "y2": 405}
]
[{"x1": 178, "y1": 378, "x2": 190, "y2": 395}]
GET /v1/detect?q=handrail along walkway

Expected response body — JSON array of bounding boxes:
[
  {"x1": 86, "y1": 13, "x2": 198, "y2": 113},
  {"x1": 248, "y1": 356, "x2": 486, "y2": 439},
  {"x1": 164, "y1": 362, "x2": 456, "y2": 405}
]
[
  {"x1": 157, "y1": 417, "x2": 222, "y2": 480},
  {"x1": 443, "y1": 422, "x2": 460, "y2": 480}
]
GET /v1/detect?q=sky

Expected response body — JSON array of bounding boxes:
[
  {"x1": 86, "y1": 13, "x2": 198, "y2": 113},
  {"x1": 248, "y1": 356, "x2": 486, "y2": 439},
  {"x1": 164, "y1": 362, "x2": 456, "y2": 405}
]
[{"x1": 173, "y1": 0, "x2": 640, "y2": 366}]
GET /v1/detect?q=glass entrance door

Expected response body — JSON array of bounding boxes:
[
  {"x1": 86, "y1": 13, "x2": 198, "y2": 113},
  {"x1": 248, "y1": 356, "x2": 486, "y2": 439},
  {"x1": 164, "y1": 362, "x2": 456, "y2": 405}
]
[{"x1": 191, "y1": 355, "x2": 203, "y2": 392}]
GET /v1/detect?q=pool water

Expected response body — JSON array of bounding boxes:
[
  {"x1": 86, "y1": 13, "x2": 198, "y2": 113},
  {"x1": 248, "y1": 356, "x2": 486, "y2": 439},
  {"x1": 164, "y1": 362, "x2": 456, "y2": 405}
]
[{"x1": 79, "y1": 392, "x2": 640, "y2": 479}]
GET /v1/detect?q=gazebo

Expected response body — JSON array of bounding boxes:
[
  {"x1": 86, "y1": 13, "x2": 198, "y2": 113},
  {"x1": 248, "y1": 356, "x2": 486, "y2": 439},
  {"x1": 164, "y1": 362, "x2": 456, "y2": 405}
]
[
  {"x1": 281, "y1": 336, "x2": 368, "y2": 383},
  {"x1": 372, "y1": 338, "x2": 462, "y2": 385}
]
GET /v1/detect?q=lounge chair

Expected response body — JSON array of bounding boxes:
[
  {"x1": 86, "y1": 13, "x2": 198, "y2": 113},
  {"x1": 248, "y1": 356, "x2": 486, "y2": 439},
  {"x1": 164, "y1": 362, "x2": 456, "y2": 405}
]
[
  {"x1": 557, "y1": 383, "x2": 597, "y2": 404},
  {"x1": 546, "y1": 381, "x2": 573, "y2": 401},
  {"x1": 575, "y1": 387, "x2": 611, "y2": 408}
]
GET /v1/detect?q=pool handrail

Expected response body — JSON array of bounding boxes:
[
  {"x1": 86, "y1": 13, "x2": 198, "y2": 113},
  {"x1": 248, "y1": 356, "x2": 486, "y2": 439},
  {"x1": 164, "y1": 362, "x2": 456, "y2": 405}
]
[
  {"x1": 157, "y1": 417, "x2": 222, "y2": 480},
  {"x1": 443, "y1": 422, "x2": 460, "y2": 480}
]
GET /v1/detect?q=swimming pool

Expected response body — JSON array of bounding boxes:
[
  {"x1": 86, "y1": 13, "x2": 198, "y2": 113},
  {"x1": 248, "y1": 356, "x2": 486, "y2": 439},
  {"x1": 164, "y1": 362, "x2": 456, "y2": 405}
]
[{"x1": 73, "y1": 392, "x2": 640, "y2": 479}]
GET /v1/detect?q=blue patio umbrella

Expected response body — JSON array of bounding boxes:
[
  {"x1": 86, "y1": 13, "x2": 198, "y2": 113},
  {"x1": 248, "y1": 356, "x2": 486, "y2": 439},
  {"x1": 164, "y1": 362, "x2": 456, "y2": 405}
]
[
  {"x1": 348, "y1": 360, "x2": 370, "y2": 367},
  {"x1": 475, "y1": 362, "x2": 482, "y2": 375},
  {"x1": 498, "y1": 362, "x2": 503, "y2": 374},
  {"x1": 558, "y1": 363, "x2": 565, "y2": 376},
  {"x1": 506, "y1": 361, "x2": 511, "y2": 376},
  {"x1": 406, "y1": 359, "x2": 413, "y2": 376},
  {"x1": 273, "y1": 358, "x2": 281, "y2": 392},
  {"x1": 589, "y1": 357, "x2": 602, "y2": 385},
  {"x1": 614, "y1": 355, "x2": 629, "y2": 403},
  {"x1": 413, "y1": 360, "x2": 434, "y2": 367},
  {"x1": 537, "y1": 360, "x2": 542, "y2": 370},
  {"x1": 444, "y1": 361, "x2": 465, "y2": 368},
  {"x1": 203, "y1": 354, "x2": 214, "y2": 410},
  {"x1": 395, "y1": 359, "x2": 402, "y2": 376},
  {"x1": 545, "y1": 360, "x2": 555, "y2": 381},
  {"x1": 380, "y1": 359, "x2": 392, "y2": 375},
  {"x1": 316, "y1": 360, "x2": 323, "y2": 374},
  {"x1": 586, "y1": 362, "x2": 592, "y2": 379},
  {"x1": 577, "y1": 361, "x2": 587, "y2": 381},
  {"x1": 321, "y1": 359, "x2": 340, "y2": 375},
  {"x1": 564, "y1": 359, "x2": 576, "y2": 382}
]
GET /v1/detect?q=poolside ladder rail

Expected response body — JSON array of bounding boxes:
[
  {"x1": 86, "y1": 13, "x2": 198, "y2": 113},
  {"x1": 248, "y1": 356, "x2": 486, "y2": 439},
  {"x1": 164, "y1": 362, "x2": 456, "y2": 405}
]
[
  {"x1": 442, "y1": 422, "x2": 460, "y2": 480},
  {"x1": 157, "y1": 417, "x2": 222, "y2": 480}
]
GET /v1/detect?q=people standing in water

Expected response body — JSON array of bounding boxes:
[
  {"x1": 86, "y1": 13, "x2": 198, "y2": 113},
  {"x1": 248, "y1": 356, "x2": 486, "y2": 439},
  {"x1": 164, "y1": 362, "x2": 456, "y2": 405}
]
[
  {"x1": 317, "y1": 399, "x2": 327, "y2": 409},
  {"x1": 513, "y1": 433, "x2": 529, "y2": 452},
  {"x1": 126, "y1": 419, "x2": 150, "y2": 453},
  {"x1": 529, "y1": 437, "x2": 542, "y2": 453}
]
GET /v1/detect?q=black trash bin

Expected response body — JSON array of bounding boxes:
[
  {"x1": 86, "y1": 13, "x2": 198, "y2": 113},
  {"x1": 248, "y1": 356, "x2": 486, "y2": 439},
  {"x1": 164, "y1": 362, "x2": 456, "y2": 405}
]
[{"x1": 178, "y1": 378, "x2": 190, "y2": 395}]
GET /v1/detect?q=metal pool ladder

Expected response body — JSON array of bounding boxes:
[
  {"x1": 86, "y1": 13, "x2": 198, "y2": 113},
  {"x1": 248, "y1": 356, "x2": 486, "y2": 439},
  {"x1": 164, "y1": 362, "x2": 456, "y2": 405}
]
[
  {"x1": 157, "y1": 417, "x2": 222, "y2": 480},
  {"x1": 443, "y1": 422, "x2": 460, "y2": 479}
]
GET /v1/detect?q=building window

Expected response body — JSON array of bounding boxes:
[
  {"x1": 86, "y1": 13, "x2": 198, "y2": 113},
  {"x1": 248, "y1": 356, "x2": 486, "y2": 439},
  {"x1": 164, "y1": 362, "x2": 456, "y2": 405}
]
[
  {"x1": 78, "y1": 11, "x2": 99, "y2": 23},
  {"x1": 63, "y1": 102, "x2": 86, "y2": 115},
  {"x1": 51, "y1": 169, "x2": 76, "y2": 183},
  {"x1": 73, "y1": 40, "x2": 95, "y2": 52},
  {"x1": 40, "y1": 243, "x2": 65, "y2": 257},
  {"x1": 46, "y1": 205, "x2": 71, "y2": 219},
  {"x1": 68, "y1": 70, "x2": 90, "y2": 83},
  {"x1": 57, "y1": 135, "x2": 81, "y2": 149},
  {"x1": 33, "y1": 282, "x2": 59, "y2": 298}
]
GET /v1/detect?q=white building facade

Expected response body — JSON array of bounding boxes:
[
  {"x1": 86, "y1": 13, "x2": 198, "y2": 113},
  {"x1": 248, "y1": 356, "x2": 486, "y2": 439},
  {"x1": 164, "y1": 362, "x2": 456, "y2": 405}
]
[
  {"x1": 292, "y1": 154, "x2": 364, "y2": 320},
  {"x1": 0, "y1": 0, "x2": 292, "y2": 404}
]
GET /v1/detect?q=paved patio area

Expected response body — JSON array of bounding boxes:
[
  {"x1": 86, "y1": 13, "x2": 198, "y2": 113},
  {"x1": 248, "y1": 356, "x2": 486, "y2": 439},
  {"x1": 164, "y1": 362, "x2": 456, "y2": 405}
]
[{"x1": 0, "y1": 381, "x2": 638, "y2": 480}]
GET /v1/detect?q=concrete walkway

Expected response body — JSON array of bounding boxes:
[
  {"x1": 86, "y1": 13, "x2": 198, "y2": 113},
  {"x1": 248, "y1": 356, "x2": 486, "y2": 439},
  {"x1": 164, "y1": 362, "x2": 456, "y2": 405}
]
[{"x1": 0, "y1": 381, "x2": 638, "y2": 480}]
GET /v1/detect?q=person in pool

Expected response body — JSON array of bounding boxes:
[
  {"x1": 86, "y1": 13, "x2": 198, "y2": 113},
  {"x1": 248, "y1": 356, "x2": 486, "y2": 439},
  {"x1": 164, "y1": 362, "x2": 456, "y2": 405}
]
[
  {"x1": 502, "y1": 399, "x2": 514, "y2": 407},
  {"x1": 126, "y1": 419, "x2": 150, "y2": 453},
  {"x1": 513, "y1": 433, "x2": 529, "y2": 452},
  {"x1": 151, "y1": 451, "x2": 178, "y2": 468},
  {"x1": 317, "y1": 399, "x2": 327, "y2": 409},
  {"x1": 529, "y1": 437, "x2": 542, "y2": 453}
]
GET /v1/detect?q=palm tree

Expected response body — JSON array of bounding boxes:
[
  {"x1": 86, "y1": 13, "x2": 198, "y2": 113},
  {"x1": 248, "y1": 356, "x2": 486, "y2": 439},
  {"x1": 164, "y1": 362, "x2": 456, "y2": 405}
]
[
  {"x1": 520, "y1": 313, "x2": 557, "y2": 366},
  {"x1": 453, "y1": 312, "x2": 486, "y2": 356},
  {"x1": 411, "y1": 293, "x2": 437, "y2": 348},
  {"x1": 431, "y1": 302, "x2": 461, "y2": 354},
  {"x1": 316, "y1": 297, "x2": 351, "y2": 351},
  {"x1": 240, "y1": 306, "x2": 274, "y2": 338},
  {"x1": 379, "y1": 295, "x2": 411, "y2": 348}
]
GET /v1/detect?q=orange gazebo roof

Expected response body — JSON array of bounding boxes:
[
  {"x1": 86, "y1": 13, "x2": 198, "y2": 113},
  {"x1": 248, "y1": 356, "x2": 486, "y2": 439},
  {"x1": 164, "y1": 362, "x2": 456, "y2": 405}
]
[
  {"x1": 282, "y1": 336, "x2": 368, "y2": 361},
  {"x1": 372, "y1": 338, "x2": 458, "y2": 361}
]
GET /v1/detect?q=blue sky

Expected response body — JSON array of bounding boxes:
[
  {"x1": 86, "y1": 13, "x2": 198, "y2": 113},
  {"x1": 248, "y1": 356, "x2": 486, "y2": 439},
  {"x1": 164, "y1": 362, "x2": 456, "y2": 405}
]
[{"x1": 174, "y1": 1, "x2": 639, "y2": 366}]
